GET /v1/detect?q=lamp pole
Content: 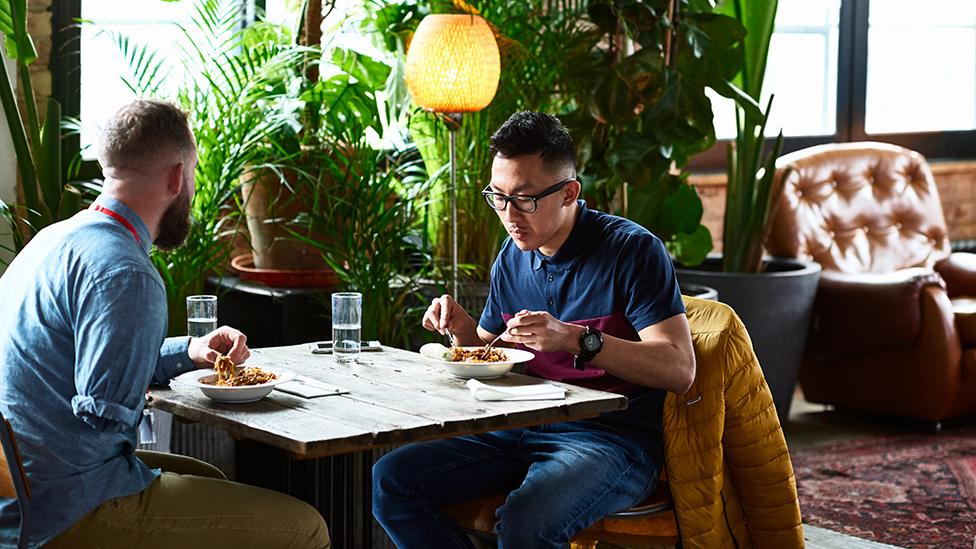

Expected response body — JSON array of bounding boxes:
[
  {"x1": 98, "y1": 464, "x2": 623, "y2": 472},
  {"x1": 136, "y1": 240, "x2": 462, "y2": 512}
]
[{"x1": 449, "y1": 117, "x2": 459, "y2": 298}]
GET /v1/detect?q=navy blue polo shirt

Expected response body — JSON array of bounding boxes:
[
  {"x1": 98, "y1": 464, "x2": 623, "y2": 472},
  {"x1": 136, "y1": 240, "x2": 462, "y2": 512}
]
[{"x1": 479, "y1": 200, "x2": 685, "y2": 454}]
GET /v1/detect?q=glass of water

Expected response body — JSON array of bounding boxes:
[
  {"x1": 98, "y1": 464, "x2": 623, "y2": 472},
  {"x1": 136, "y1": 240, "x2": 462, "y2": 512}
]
[
  {"x1": 186, "y1": 295, "x2": 218, "y2": 337},
  {"x1": 332, "y1": 292, "x2": 362, "y2": 364}
]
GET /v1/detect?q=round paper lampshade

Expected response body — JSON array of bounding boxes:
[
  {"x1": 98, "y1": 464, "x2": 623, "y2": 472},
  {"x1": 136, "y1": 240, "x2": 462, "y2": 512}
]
[{"x1": 405, "y1": 14, "x2": 500, "y2": 113}]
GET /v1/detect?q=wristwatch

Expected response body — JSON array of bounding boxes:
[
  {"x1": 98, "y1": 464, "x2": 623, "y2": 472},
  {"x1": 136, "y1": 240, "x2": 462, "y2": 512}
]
[{"x1": 574, "y1": 326, "x2": 603, "y2": 370}]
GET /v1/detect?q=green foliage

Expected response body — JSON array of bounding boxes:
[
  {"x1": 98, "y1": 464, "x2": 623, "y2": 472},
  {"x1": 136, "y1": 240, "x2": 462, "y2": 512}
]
[
  {"x1": 716, "y1": 0, "x2": 790, "y2": 273},
  {"x1": 368, "y1": 0, "x2": 592, "y2": 281},
  {"x1": 563, "y1": 0, "x2": 757, "y2": 266},
  {"x1": 292, "y1": 144, "x2": 435, "y2": 348},
  {"x1": 367, "y1": 0, "x2": 754, "y2": 274},
  {"x1": 0, "y1": 0, "x2": 89, "y2": 265},
  {"x1": 104, "y1": 0, "x2": 312, "y2": 333}
]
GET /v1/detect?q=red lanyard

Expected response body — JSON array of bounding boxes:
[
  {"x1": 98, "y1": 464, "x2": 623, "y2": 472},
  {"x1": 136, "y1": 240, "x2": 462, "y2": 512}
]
[{"x1": 90, "y1": 204, "x2": 142, "y2": 246}]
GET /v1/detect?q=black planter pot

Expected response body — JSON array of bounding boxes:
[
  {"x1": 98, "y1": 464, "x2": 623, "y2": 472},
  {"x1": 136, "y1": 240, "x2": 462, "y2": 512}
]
[
  {"x1": 679, "y1": 282, "x2": 718, "y2": 301},
  {"x1": 676, "y1": 256, "x2": 821, "y2": 424}
]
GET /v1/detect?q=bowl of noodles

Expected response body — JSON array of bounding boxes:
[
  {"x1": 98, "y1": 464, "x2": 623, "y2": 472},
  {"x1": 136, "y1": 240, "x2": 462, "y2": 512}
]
[
  {"x1": 174, "y1": 355, "x2": 296, "y2": 403},
  {"x1": 418, "y1": 344, "x2": 535, "y2": 379}
]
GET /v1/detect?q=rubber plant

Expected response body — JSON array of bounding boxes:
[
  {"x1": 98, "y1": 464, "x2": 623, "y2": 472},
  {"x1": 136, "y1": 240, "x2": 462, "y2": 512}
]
[
  {"x1": 717, "y1": 0, "x2": 791, "y2": 273},
  {"x1": 0, "y1": 0, "x2": 87, "y2": 263}
]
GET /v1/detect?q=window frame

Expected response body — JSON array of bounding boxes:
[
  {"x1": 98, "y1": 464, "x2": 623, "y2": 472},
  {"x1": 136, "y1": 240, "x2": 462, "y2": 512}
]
[{"x1": 691, "y1": 0, "x2": 976, "y2": 171}]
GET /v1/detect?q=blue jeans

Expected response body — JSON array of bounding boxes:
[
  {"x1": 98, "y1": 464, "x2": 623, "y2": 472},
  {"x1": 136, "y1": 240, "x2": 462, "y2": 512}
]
[{"x1": 372, "y1": 420, "x2": 660, "y2": 549}]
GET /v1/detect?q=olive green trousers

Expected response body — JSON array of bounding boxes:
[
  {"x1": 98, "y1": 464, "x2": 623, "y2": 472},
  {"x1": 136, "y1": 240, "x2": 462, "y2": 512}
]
[{"x1": 46, "y1": 450, "x2": 330, "y2": 549}]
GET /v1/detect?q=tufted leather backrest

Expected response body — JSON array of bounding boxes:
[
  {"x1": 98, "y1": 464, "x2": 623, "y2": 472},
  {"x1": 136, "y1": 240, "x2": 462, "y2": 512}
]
[{"x1": 766, "y1": 142, "x2": 950, "y2": 274}]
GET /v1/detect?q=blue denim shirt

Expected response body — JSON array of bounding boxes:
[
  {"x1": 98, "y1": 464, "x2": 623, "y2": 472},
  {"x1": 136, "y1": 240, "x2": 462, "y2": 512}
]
[{"x1": 0, "y1": 196, "x2": 195, "y2": 548}]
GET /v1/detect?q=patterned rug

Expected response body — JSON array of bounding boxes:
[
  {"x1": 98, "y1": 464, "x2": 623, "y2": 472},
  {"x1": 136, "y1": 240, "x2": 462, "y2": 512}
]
[{"x1": 791, "y1": 427, "x2": 976, "y2": 548}]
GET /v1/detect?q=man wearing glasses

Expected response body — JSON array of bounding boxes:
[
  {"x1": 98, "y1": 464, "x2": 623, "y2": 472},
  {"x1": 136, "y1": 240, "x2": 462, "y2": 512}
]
[{"x1": 373, "y1": 111, "x2": 696, "y2": 548}]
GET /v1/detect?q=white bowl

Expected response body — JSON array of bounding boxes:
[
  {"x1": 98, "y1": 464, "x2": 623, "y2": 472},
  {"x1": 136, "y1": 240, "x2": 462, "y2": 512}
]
[
  {"x1": 418, "y1": 344, "x2": 535, "y2": 379},
  {"x1": 173, "y1": 366, "x2": 296, "y2": 403}
]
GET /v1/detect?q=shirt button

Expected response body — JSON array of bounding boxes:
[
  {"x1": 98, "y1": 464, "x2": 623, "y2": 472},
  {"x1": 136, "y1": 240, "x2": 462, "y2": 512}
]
[
  {"x1": 547, "y1": 274, "x2": 554, "y2": 282},
  {"x1": 547, "y1": 297, "x2": 554, "y2": 306}
]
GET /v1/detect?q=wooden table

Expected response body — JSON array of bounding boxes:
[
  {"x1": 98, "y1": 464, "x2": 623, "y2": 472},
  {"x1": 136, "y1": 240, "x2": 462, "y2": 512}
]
[{"x1": 149, "y1": 344, "x2": 627, "y2": 547}]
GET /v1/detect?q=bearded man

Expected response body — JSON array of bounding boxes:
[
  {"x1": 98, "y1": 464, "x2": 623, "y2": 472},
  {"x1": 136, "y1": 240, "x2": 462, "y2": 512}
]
[{"x1": 0, "y1": 99, "x2": 330, "y2": 549}]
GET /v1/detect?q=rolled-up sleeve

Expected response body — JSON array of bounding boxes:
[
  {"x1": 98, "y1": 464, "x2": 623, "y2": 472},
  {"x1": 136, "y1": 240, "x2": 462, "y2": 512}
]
[{"x1": 72, "y1": 270, "x2": 168, "y2": 433}]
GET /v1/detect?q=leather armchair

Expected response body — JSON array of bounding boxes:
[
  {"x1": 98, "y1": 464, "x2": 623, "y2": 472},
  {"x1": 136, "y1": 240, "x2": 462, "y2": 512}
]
[{"x1": 767, "y1": 142, "x2": 976, "y2": 421}]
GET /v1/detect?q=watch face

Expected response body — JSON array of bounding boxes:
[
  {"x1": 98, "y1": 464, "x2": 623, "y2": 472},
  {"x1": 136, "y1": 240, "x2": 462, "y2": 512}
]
[{"x1": 582, "y1": 333, "x2": 601, "y2": 352}]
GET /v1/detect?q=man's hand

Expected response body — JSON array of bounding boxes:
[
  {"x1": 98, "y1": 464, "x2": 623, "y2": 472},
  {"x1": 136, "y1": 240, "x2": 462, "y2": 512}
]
[
  {"x1": 421, "y1": 294, "x2": 479, "y2": 345},
  {"x1": 188, "y1": 325, "x2": 250, "y2": 368},
  {"x1": 502, "y1": 310, "x2": 584, "y2": 353}
]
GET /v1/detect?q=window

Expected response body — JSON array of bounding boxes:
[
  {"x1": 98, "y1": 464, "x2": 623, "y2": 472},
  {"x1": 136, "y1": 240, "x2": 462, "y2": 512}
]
[
  {"x1": 864, "y1": 0, "x2": 976, "y2": 134},
  {"x1": 53, "y1": 0, "x2": 304, "y2": 175},
  {"x1": 711, "y1": 0, "x2": 841, "y2": 140},
  {"x1": 79, "y1": 1, "x2": 195, "y2": 157},
  {"x1": 699, "y1": 0, "x2": 976, "y2": 167}
]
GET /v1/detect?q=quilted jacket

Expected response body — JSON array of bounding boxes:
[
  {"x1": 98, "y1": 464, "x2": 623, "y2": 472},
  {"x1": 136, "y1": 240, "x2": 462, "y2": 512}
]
[{"x1": 664, "y1": 297, "x2": 805, "y2": 548}]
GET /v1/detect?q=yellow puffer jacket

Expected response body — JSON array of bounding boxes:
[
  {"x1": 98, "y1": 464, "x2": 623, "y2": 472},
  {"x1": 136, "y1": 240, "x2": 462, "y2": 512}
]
[{"x1": 664, "y1": 297, "x2": 804, "y2": 548}]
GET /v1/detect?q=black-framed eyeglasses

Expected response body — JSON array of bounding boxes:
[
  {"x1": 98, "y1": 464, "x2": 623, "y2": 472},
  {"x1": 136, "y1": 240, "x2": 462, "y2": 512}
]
[{"x1": 481, "y1": 176, "x2": 577, "y2": 214}]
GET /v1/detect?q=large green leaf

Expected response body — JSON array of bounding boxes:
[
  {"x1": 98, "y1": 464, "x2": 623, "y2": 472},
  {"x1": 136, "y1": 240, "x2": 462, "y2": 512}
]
[
  {"x1": 716, "y1": 0, "x2": 778, "y2": 99},
  {"x1": 36, "y1": 98, "x2": 62, "y2": 222},
  {"x1": 667, "y1": 224, "x2": 712, "y2": 266},
  {"x1": 0, "y1": 0, "x2": 36, "y2": 63}
]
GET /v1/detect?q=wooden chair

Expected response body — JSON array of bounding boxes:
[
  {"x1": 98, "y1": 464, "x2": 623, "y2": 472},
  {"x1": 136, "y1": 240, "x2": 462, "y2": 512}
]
[
  {"x1": 442, "y1": 469, "x2": 679, "y2": 548},
  {"x1": 0, "y1": 412, "x2": 30, "y2": 549}
]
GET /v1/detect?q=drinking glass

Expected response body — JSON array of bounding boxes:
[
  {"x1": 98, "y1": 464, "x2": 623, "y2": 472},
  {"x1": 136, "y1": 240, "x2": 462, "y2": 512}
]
[
  {"x1": 332, "y1": 292, "x2": 362, "y2": 363},
  {"x1": 186, "y1": 295, "x2": 218, "y2": 337}
]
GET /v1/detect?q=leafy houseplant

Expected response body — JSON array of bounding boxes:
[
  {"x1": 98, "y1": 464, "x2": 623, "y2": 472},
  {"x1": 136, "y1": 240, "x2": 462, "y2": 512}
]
[
  {"x1": 717, "y1": 0, "x2": 790, "y2": 273},
  {"x1": 0, "y1": 0, "x2": 90, "y2": 263},
  {"x1": 106, "y1": 0, "x2": 310, "y2": 334},
  {"x1": 563, "y1": 0, "x2": 762, "y2": 266},
  {"x1": 370, "y1": 0, "x2": 759, "y2": 282}
]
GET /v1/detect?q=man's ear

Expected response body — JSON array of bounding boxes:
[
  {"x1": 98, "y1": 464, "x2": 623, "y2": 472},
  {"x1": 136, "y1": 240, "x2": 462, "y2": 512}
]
[
  {"x1": 564, "y1": 179, "x2": 582, "y2": 205},
  {"x1": 166, "y1": 162, "x2": 185, "y2": 197}
]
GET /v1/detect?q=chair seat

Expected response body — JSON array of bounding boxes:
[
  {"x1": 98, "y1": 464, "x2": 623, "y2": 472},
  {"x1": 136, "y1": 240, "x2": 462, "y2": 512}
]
[
  {"x1": 952, "y1": 297, "x2": 976, "y2": 346},
  {"x1": 441, "y1": 473, "x2": 678, "y2": 546}
]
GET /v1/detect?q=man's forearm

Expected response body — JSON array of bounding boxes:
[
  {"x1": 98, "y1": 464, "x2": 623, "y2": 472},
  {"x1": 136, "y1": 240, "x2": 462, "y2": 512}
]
[{"x1": 590, "y1": 335, "x2": 695, "y2": 393}]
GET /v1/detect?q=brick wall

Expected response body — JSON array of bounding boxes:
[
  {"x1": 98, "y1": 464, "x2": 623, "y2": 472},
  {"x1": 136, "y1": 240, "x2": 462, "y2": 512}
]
[
  {"x1": 25, "y1": 0, "x2": 53, "y2": 109},
  {"x1": 689, "y1": 160, "x2": 976, "y2": 254}
]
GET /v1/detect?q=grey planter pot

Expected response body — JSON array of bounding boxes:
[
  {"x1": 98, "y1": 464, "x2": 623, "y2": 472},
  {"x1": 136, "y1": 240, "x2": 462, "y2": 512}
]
[{"x1": 677, "y1": 256, "x2": 821, "y2": 424}]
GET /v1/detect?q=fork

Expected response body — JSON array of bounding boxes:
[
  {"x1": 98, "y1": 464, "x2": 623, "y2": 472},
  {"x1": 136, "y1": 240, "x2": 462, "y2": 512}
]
[{"x1": 479, "y1": 332, "x2": 505, "y2": 359}]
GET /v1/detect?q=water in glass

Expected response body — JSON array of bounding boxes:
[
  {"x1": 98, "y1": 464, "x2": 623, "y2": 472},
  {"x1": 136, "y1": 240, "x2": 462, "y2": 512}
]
[
  {"x1": 333, "y1": 323, "x2": 361, "y2": 363},
  {"x1": 188, "y1": 317, "x2": 217, "y2": 337}
]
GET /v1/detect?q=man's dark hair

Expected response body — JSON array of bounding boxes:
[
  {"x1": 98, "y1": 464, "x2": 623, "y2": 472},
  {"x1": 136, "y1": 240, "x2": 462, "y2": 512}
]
[
  {"x1": 98, "y1": 99, "x2": 194, "y2": 170},
  {"x1": 489, "y1": 111, "x2": 576, "y2": 174}
]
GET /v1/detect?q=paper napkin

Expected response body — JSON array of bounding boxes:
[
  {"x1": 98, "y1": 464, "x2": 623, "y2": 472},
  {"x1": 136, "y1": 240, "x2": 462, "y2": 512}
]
[
  {"x1": 466, "y1": 379, "x2": 566, "y2": 401},
  {"x1": 276, "y1": 376, "x2": 349, "y2": 399}
]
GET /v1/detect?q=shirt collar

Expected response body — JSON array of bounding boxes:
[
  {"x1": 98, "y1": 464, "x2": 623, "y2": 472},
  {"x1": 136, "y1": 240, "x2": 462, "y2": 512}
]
[
  {"x1": 91, "y1": 195, "x2": 154, "y2": 255},
  {"x1": 531, "y1": 200, "x2": 592, "y2": 271}
]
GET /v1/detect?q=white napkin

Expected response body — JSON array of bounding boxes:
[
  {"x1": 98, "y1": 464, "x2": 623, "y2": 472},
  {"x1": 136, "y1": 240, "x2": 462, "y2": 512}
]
[
  {"x1": 276, "y1": 376, "x2": 349, "y2": 399},
  {"x1": 466, "y1": 379, "x2": 565, "y2": 401}
]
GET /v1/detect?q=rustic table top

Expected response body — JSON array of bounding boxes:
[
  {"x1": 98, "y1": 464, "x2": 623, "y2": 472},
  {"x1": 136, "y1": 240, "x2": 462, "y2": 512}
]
[{"x1": 149, "y1": 345, "x2": 627, "y2": 459}]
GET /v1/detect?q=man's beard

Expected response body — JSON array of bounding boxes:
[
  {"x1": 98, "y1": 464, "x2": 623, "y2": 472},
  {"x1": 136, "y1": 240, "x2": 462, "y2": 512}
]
[{"x1": 155, "y1": 184, "x2": 192, "y2": 250}]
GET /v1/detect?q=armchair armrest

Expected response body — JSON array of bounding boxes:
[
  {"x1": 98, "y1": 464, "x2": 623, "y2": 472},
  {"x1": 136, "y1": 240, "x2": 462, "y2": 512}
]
[
  {"x1": 809, "y1": 268, "x2": 946, "y2": 361},
  {"x1": 935, "y1": 252, "x2": 976, "y2": 297}
]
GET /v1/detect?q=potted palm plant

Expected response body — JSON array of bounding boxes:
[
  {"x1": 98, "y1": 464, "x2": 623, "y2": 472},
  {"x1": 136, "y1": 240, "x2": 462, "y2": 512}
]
[
  {"x1": 104, "y1": 0, "x2": 313, "y2": 334},
  {"x1": 676, "y1": 0, "x2": 820, "y2": 423}
]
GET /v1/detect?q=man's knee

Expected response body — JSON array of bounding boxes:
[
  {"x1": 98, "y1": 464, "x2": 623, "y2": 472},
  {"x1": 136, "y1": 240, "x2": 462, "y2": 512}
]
[
  {"x1": 372, "y1": 450, "x2": 411, "y2": 513},
  {"x1": 283, "y1": 497, "x2": 331, "y2": 549},
  {"x1": 495, "y1": 487, "x2": 574, "y2": 548}
]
